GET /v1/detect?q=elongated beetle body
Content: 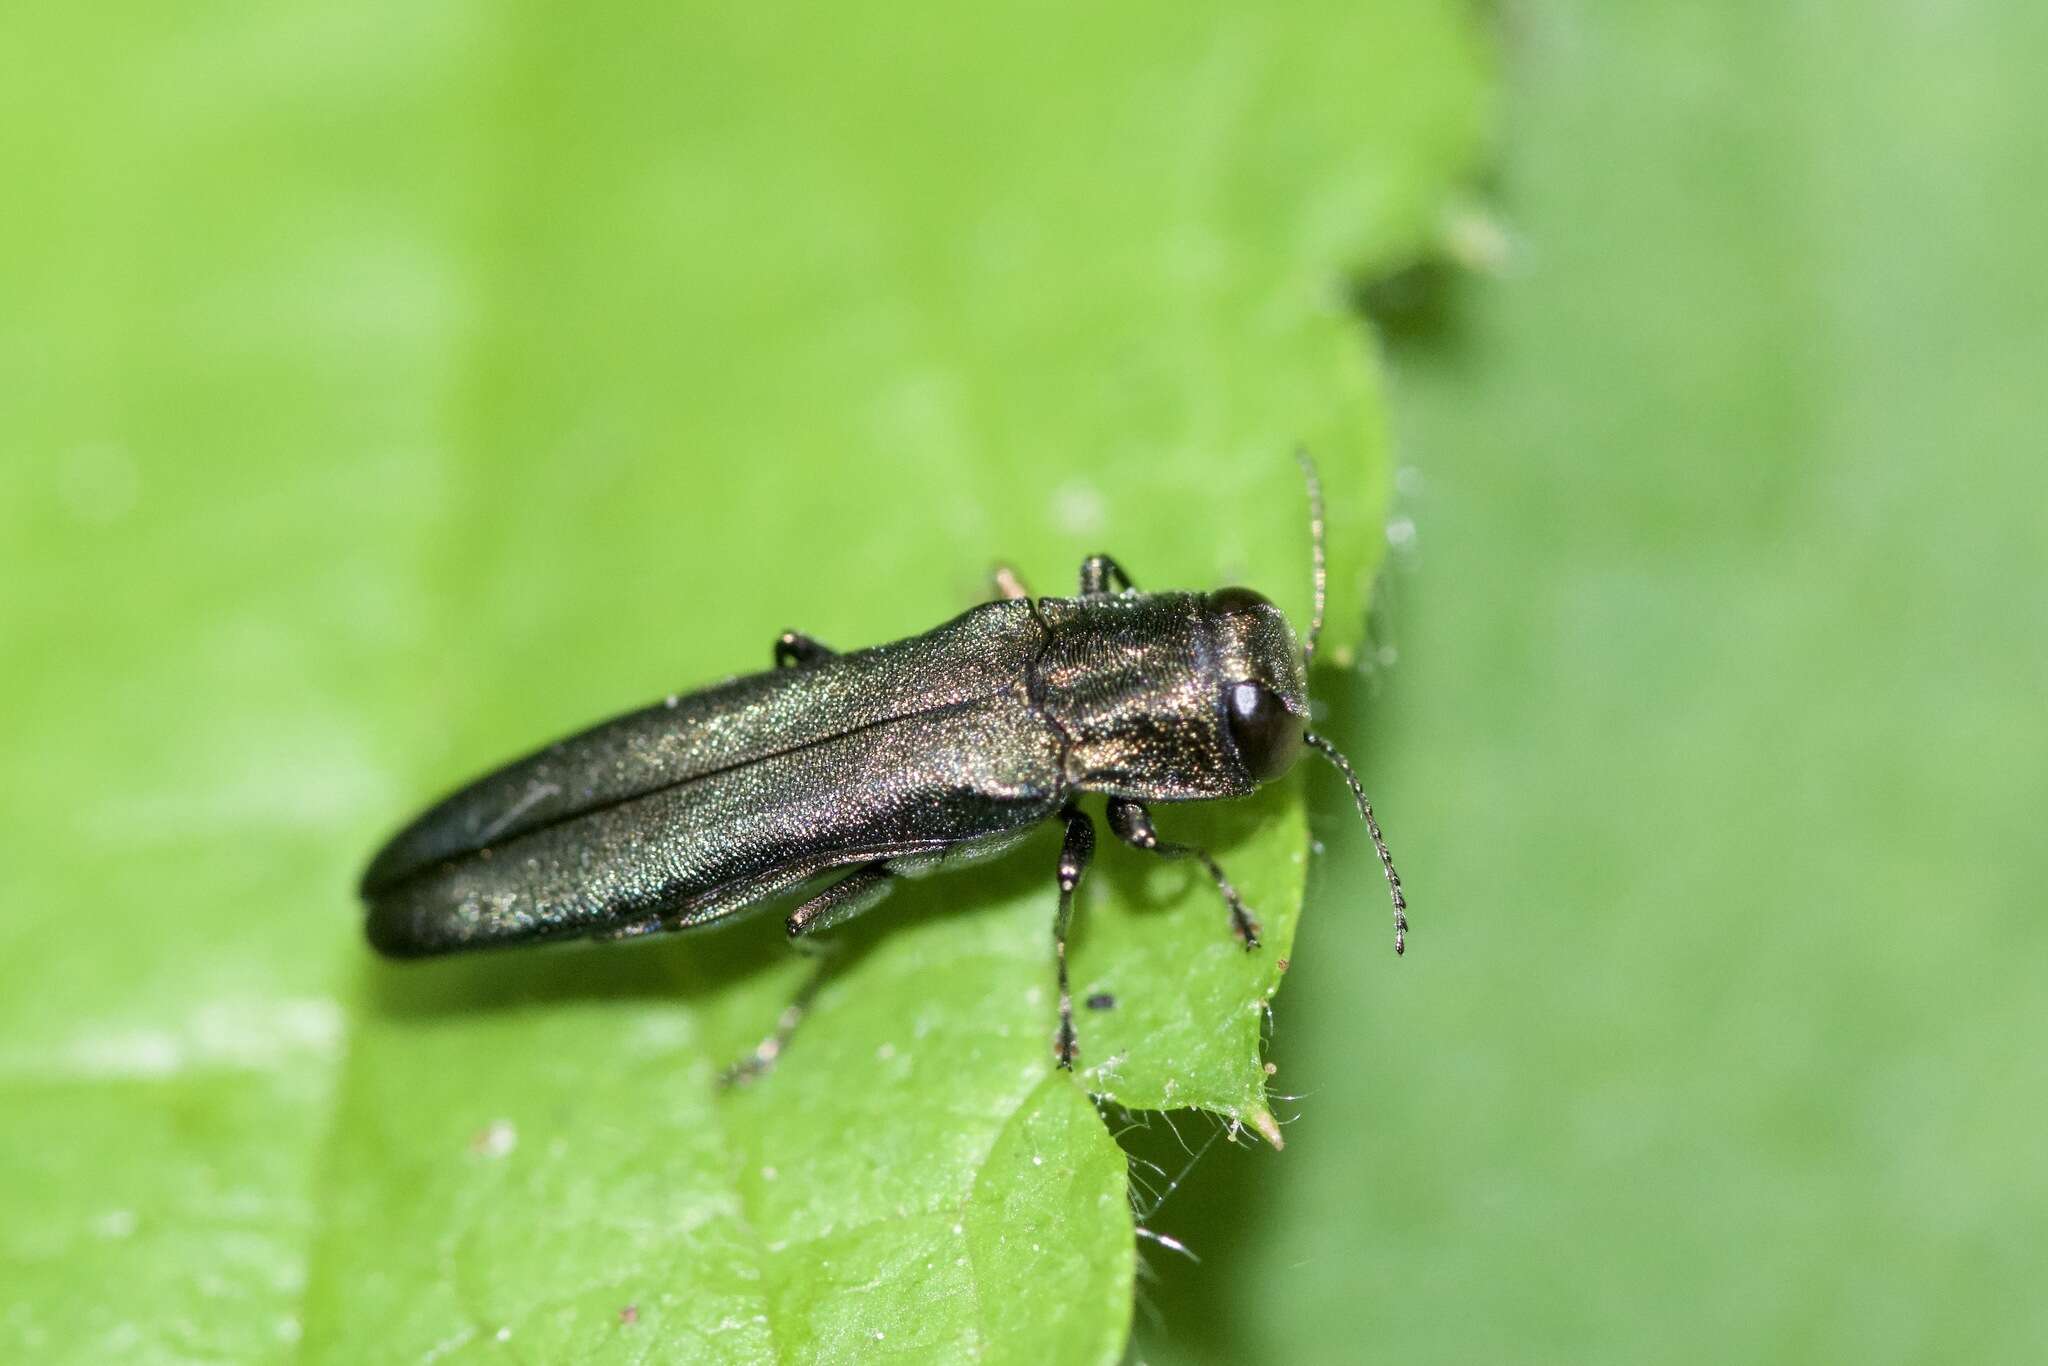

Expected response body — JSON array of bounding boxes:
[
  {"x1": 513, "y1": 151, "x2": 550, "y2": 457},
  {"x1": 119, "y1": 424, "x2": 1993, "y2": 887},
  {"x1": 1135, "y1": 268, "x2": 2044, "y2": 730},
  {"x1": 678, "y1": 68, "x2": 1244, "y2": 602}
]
[{"x1": 360, "y1": 459, "x2": 1405, "y2": 1073}]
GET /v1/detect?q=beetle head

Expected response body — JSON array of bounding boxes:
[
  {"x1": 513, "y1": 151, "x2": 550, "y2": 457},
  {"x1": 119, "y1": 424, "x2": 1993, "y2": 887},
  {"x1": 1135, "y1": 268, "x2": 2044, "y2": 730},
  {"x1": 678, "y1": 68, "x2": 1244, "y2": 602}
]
[{"x1": 1203, "y1": 586, "x2": 1308, "y2": 784}]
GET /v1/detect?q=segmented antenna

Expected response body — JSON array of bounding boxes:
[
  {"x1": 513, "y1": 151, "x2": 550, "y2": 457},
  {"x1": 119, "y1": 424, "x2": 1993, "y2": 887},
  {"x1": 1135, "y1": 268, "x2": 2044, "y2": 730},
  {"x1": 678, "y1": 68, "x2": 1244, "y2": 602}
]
[
  {"x1": 1296, "y1": 448, "x2": 1328, "y2": 669},
  {"x1": 1303, "y1": 730, "x2": 1408, "y2": 954}
]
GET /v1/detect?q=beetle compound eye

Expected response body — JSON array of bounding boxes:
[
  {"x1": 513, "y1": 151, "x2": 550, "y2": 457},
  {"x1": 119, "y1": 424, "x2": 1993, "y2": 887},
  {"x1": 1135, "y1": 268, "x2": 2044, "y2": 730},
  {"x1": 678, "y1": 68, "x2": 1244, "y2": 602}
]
[
  {"x1": 1225, "y1": 680, "x2": 1304, "y2": 782},
  {"x1": 1207, "y1": 586, "x2": 1276, "y2": 618}
]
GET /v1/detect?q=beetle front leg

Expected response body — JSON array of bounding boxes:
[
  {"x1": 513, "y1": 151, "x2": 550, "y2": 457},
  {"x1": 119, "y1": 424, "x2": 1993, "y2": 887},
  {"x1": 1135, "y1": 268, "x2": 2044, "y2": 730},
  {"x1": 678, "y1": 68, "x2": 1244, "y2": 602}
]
[
  {"x1": 1052, "y1": 803, "x2": 1096, "y2": 1069},
  {"x1": 773, "y1": 631, "x2": 837, "y2": 669},
  {"x1": 1077, "y1": 554, "x2": 1135, "y2": 596},
  {"x1": 723, "y1": 863, "x2": 893, "y2": 1086},
  {"x1": 1106, "y1": 797, "x2": 1260, "y2": 949}
]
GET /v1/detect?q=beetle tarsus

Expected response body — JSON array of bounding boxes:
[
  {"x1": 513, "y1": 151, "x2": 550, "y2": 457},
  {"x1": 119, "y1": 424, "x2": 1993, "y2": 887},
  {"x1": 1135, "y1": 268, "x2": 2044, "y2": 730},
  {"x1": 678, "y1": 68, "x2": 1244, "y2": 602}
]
[{"x1": 722, "y1": 973, "x2": 826, "y2": 1088}]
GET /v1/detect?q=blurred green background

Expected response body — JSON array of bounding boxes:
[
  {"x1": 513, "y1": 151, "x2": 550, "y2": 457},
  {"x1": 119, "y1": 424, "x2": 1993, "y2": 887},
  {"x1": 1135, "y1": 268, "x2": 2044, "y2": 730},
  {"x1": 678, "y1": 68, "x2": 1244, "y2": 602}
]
[
  {"x1": 1138, "y1": 4, "x2": 2048, "y2": 1364},
  {"x1": 5, "y1": 1, "x2": 2044, "y2": 1363}
]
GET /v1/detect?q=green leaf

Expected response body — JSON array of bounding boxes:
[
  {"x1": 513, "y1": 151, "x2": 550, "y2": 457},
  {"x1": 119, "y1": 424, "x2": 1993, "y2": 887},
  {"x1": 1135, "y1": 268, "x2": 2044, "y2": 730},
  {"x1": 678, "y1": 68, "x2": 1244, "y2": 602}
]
[{"x1": 1, "y1": 1, "x2": 1486, "y2": 1360}]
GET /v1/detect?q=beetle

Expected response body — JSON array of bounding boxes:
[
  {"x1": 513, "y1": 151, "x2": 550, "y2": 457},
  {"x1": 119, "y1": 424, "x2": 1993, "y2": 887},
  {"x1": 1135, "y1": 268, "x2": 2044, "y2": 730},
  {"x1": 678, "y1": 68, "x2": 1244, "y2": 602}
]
[{"x1": 359, "y1": 456, "x2": 1406, "y2": 1075}]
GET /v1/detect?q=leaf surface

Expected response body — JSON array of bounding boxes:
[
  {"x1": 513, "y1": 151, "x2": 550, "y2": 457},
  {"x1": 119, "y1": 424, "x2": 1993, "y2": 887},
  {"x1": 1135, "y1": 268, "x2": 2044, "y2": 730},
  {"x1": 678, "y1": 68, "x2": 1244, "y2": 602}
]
[{"x1": 0, "y1": 2, "x2": 1486, "y2": 1360}]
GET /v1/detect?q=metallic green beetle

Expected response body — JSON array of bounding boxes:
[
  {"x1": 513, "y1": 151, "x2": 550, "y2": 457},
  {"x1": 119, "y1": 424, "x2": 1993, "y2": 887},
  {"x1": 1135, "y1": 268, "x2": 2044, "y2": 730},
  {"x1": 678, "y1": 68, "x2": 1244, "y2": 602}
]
[{"x1": 360, "y1": 458, "x2": 1405, "y2": 1073}]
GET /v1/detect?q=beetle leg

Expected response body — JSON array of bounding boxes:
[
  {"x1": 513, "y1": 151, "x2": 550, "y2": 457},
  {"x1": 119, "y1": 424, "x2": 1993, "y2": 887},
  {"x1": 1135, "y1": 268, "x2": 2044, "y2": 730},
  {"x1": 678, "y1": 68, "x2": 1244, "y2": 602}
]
[
  {"x1": 722, "y1": 863, "x2": 892, "y2": 1086},
  {"x1": 1052, "y1": 803, "x2": 1096, "y2": 1069},
  {"x1": 1077, "y1": 554, "x2": 1136, "y2": 596},
  {"x1": 773, "y1": 631, "x2": 837, "y2": 669},
  {"x1": 990, "y1": 563, "x2": 1031, "y2": 601},
  {"x1": 1106, "y1": 797, "x2": 1260, "y2": 950},
  {"x1": 785, "y1": 861, "x2": 894, "y2": 937}
]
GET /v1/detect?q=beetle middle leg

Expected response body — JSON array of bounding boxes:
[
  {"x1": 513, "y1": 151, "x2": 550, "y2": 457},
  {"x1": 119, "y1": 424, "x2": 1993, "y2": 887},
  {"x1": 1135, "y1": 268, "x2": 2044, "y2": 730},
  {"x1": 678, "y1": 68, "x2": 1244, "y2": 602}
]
[
  {"x1": 1106, "y1": 797, "x2": 1260, "y2": 949},
  {"x1": 1052, "y1": 803, "x2": 1096, "y2": 1069},
  {"x1": 774, "y1": 631, "x2": 836, "y2": 669},
  {"x1": 722, "y1": 862, "x2": 893, "y2": 1086}
]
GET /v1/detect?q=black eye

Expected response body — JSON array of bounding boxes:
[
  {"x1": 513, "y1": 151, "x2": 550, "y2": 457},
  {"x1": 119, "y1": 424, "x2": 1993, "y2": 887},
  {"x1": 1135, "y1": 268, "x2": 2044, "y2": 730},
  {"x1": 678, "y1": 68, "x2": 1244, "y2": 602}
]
[
  {"x1": 1207, "y1": 586, "x2": 1275, "y2": 618},
  {"x1": 1225, "y1": 681, "x2": 1303, "y2": 782}
]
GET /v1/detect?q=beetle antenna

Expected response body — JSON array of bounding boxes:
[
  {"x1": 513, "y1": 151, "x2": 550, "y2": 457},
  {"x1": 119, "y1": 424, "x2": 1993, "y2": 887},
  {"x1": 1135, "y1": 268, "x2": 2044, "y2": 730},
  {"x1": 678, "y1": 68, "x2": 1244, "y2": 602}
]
[
  {"x1": 1302, "y1": 730, "x2": 1407, "y2": 954},
  {"x1": 1295, "y1": 448, "x2": 1328, "y2": 669}
]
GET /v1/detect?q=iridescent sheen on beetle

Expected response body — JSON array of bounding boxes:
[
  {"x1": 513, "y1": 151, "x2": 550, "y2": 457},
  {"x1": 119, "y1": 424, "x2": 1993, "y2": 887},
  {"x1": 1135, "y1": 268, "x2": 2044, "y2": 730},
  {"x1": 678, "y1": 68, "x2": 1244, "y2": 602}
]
[{"x1": 360, "y1": 459, "x2": 1406, "y2": 1075}]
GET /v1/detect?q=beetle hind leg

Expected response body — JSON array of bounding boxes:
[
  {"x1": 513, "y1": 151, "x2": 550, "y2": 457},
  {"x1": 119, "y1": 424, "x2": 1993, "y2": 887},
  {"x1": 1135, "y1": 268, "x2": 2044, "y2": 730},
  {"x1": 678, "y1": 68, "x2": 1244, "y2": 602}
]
[
  {"x1": 784, "y1": 862, "x2": 894, "y2": 938},
  {"x1": 1106, "y1": 797, "x2": 1260, "y2": 949},
  {"x1": 1052, "y1": 804, "x2": 1096, "y2": 1069},
  {"x1": 721, "y1": 863, "x2": 893, "y2": 1087}
]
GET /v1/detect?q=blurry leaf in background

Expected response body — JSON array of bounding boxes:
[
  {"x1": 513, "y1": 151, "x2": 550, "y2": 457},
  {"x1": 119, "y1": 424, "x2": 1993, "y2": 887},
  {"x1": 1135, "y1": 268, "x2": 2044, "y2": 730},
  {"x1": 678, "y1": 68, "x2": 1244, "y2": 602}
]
[
  {"x1": 0, "y1": 2, "x2": 1485, "y2": 1361},
  {"x1": 1134, "y1": 3, "x2": 2048, "y2": 1364}
]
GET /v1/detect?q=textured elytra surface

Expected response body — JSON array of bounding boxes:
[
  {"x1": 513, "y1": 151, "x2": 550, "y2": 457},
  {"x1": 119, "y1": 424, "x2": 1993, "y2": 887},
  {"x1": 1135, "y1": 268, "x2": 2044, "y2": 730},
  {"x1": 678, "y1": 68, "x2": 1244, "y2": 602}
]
[{"x1": 0, "y1": 1, "x2": 1487, "y2": 1360}]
